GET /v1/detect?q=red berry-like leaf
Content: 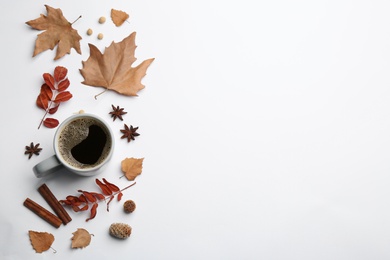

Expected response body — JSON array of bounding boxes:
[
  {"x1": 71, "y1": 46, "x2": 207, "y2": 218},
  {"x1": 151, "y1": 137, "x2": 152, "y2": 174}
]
[
  {"x1": 54, "y1": 66, "x2": 67, "y2": 82},
  {"x1": 43, "y1": 118, "x2": 59, "y2": 128},
  {"x1": 58, "y1": 78, "x2": 70, "y2": 91},
  {"x1": 43, "y1": 73, "x2": 55, "y2": 89}
]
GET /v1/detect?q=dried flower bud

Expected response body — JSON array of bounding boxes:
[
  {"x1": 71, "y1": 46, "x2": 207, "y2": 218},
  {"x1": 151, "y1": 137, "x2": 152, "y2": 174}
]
[
  {"x1": 86, "y1": 28, "x2": 93, "y2": 36},
  {"x1": 123, "y1": 200, "x2": 136, "y2": 213},
  {"x1": 109, "y1": 223, "x2": 132, "y2": 239},
  {"x1": 97, "y1": 33, "x2": 104, "y2": 40}
]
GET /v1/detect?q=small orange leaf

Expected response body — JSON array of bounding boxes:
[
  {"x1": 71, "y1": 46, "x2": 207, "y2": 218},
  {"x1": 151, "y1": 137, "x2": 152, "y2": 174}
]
[
  {"x1": 57, "y1": 78, "x2": 70, "y2": 91},
  {"x1": 54, "y1": 91, "x2": 72, "y2": 103},
  {"x1": 95, "y1": 179, "x2": 113, "y2": 195},
  {"x1": 121, "y1": 157, "x2": 144, "y2": 181},
  {"x1": 43, "y1": 118, "x2": 59, "y2": 128},
  {"x1": 86, "y1": 203, "x2": 98, "y2": 221},
  {"x1": 102, "y1": 178, "x2": 120, "y2": 192},
  {"x1": 71, "y1": 228, "x2": 92, "y2": 249},
  {"x1": 29, "y1": 230, "x2": 54, "y2": 253},
  {"x1": 111, "y1": 9, "x2": 129, "y2": 27},
  {"x1": 43, "y1": 73, "x2": 55, "y2": 89},
  {"x1": 54, "y1": 66, "x2": 68, "y2": 82}
]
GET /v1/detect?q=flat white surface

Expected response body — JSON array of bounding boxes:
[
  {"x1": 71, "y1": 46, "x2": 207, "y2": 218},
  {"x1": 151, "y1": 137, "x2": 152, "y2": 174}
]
[{"x1": 2, "y1": 0, "x2": 390, "y2": 259}]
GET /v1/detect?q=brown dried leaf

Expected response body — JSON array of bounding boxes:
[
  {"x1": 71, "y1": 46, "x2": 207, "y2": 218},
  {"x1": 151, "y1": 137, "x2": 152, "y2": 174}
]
[
  {"x1": 121, "y1": 157, "x2": 144, "y2": 181},
  {"x1": 80, "y1": 32, "x2": 154, "y2": 97},
  {"x1": 111, "y1": 9, "x2": 129, "y2": 27},
  {"x1": 71, "y1": 228, "x2": 92, "y2": 249},
  {"x1": 29, "y1": 230, "x2": 54, "y2": 253},
  {"x1": 26, "y1": 5, "x2": 82, "y2": 60}
]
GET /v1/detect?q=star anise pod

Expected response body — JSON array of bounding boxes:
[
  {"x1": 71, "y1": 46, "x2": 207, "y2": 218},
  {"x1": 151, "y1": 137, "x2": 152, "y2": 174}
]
[
  {"x1": 120, "y1": 124, "x2": 140, "y2": 142},
  {"x1": 109, "y1": 104, "x2": 127, "y2": 121},
  {"x1": 25, "y1": 142, "x2": 43, "y2": 159}
]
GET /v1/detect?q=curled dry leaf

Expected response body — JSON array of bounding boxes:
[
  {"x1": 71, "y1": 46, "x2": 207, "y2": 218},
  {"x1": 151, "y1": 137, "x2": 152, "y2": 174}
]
[
  {"x1": 121, "y1": 157, "x2": 144, "y2": 181},
  {"x1": 111, "y1": 9, "x2": 129, "y2": 26},
  {"x1": 80, "y1": 32, "x2": 154, "y2": 98},
  {"x1": 29, "y1": 230, "x2": 54, "y2": 253},
  {"x1": 71, "y1": 228, "x2": 92, "y2": 249},
  {"x1": 25, "y1": 5, "x2": 82, "y2": 60}
]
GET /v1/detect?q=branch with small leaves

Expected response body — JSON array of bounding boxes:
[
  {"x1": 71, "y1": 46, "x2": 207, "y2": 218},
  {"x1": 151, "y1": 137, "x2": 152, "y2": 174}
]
[
  {"x1": 36, "y1": 66, "x2": 72, "y2": 129},
  {"x1": 60, "y1": 178, "x2": 136, "y2": 221}
]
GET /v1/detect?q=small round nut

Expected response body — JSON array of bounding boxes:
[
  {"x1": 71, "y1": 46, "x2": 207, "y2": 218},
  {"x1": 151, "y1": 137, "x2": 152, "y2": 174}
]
[
  {"x1": 99, "y1": 16, "x2": 106, "y2": 24},
  {"x1": 86, "y1": 28, "x2": 93, "y2": 35},
  {"x1": 123, "y1": 200, "x2": 136, "y2": 213},
  {"x1": 97, "y1": 33, "x2": 104, "y2": 40}
]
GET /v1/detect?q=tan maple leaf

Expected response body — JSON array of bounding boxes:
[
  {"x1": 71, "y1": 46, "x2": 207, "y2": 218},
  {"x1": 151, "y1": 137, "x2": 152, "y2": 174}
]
[
  {"x1": 71, "y1": 228, "x2": 92, "y2": 249},
  {"x1": 29, "y1": 230, "x2": 55, "y2": 253},
  {"x1": 121, "y1": 157, "x2": 144, "y2": 180},
  {"x1": 26, "y1": 5, "x2": 82, "y2": 60},
  {"x1": 80, "y1": 32, "x2": 154, "y2": 97},
  {"x1": 111, "y1": 9, "x2": 129, "y2": 27}
]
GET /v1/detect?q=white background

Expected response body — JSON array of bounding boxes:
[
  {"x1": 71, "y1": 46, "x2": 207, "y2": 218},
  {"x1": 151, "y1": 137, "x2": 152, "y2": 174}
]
[{"x1": 1, "y1": 0, "x2": 390, "y2": 259}]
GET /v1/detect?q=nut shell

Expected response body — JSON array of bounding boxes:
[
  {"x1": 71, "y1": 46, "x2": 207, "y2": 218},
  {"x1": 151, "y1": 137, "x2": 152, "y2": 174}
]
[
  {"x1": 124, "y1": 200, "x2": 136, "y2": 213},
  {"x1": 109, "y1": 223, "x2": 132, "y2": 239}
]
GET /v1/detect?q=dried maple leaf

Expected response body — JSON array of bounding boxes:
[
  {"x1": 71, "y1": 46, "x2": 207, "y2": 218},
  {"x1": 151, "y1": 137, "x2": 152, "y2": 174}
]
[
  {"x1": 121, "y1": 157, "x2": 144, "y2": 181},
  {"x1": 111, "y1": 9, "x2": 129, "y2": 27},
  {"x1": 71, "y1": 228, "x2": 92, "y2": 249},
  {"x1": 80, "y1": 32, "x2": 154, "y2": 98},
  {"x1": 29, "y1": 230, "x2": 54, "y2": 253},
  {"x1": 26, "y1": 5, "x2": 82, "y2": 60}
]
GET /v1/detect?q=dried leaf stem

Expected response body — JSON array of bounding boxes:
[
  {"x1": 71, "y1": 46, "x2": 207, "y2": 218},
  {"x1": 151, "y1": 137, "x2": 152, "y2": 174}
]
[
  {"x1": 71, "y1": 15, "x2": 82, "y2": 25},
  {"x1": 38, "y1": 99, "x2": 54, "y2": 129},
  {"x1": 94, "y1": 88, "x2": 108, "y2": 100},
  {"x1": 60, "y1": 179, "x2": 136, "y2": 221}
]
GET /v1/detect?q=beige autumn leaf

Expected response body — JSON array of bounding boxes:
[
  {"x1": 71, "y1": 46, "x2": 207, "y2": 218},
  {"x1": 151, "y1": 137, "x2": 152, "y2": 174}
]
[
  {"x1": 80, "y1": 32, "x2": 154, "y2": 97},
  {"x1": 71, "y1": 228, "x2": 92, "y2": 249},
  {"x1": 29, "y1": 230, "x2": 54, "y2": 253},
  {"x1": 121, "y1": 157, "x2": 144, "y2": 180},
  {"x1": 111, "y1": 9, "x2": 129, "y2": 26},
  {"x1": 25, "y1": 5, "x2": 82, "y2": 60}
]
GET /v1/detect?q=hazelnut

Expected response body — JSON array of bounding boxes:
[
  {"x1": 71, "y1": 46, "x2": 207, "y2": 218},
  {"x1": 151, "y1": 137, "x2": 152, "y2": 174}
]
[{"x1": 99, "y1": 16, "x2": 106, "y2": 24}]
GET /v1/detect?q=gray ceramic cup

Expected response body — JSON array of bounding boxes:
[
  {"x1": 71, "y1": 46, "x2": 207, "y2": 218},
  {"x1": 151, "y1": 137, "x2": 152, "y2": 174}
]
[{"x1": 33, "y1": 113, "x2": 114, "y2": 178}]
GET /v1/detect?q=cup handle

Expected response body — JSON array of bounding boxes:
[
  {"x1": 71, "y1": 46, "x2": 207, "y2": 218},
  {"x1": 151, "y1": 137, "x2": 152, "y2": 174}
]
[{"x1": 33, "y1": 155, "x2": 63, "y2": 178}]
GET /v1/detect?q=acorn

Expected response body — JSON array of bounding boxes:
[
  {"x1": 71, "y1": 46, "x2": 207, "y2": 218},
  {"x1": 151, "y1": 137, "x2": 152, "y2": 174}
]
[{"x1": 109, "y1": 223, "x2": 132, "y2": 239}]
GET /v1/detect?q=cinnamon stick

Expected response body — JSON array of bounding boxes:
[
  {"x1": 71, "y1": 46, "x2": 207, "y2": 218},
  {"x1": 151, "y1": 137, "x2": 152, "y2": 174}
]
[
  {"x1": 23, "y1": 198, "x2": 62, "y2": 228},
  {"x1": 38, "y1": 184, "x2": 72, "y2": 225}
]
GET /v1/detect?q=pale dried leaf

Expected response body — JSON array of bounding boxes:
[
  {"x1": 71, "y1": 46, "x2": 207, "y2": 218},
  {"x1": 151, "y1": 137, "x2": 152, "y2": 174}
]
[
  {"x1": 111, "y1": 9, "x2": 129, "y2": 27},
  {"x1": 26, "y1": 5, "x2": 82, "y2": 60},
  {"x1": 121, "y1": 157, "x2": 144, "y2": 180},
  {"x1": 29, "y1": 230, "x2": 54, "y2": 253},
  {"x1": 80, "y1": 32, "x2": 154, "y2": 97},
  {"x1": 71, "y1": 228, "x2": 92, "y2": 248}
]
